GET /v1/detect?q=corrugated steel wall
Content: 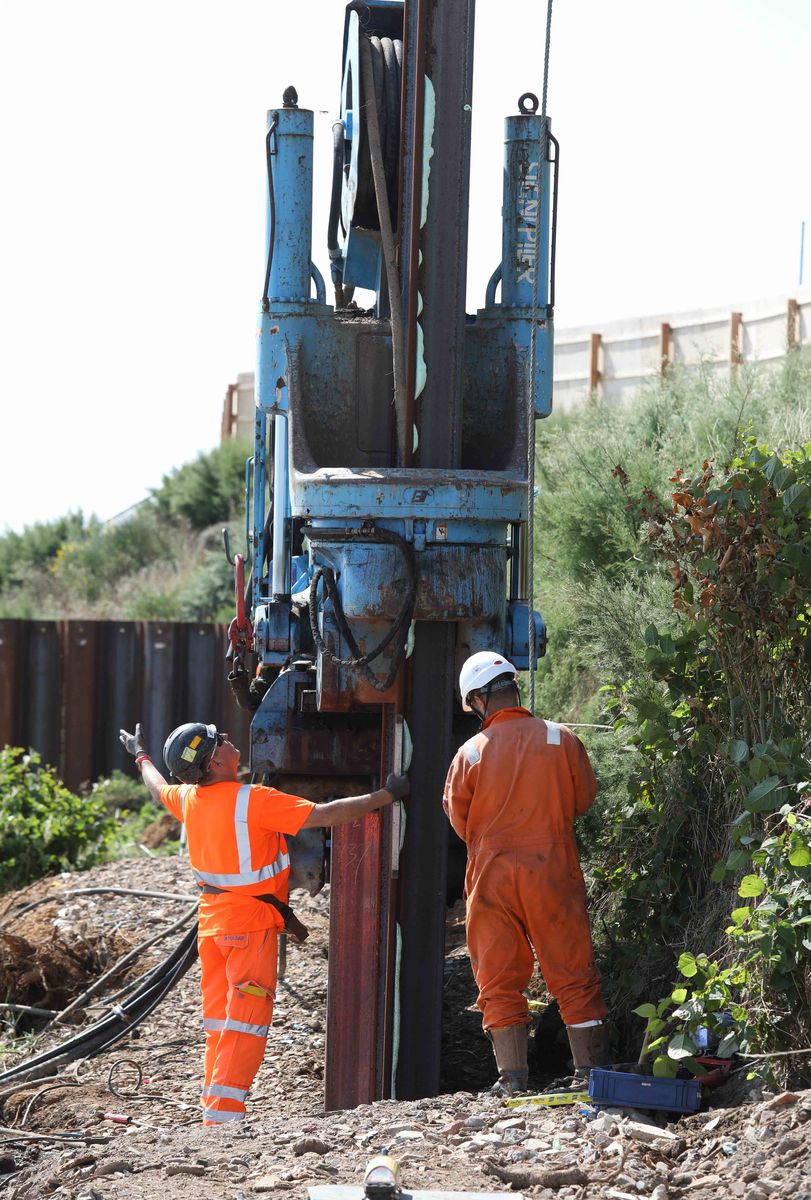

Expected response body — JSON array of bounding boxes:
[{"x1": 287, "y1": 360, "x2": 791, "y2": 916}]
[{"x1": 0, "y1": 620, "x2": 251, "y2": 791}]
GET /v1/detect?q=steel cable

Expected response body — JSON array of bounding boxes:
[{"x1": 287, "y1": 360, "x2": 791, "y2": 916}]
[{"x1": 527, "y1": 0, "x2": 554, "y2": 714}]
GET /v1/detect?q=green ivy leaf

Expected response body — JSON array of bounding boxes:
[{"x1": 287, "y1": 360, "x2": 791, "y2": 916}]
[
  {"x1": 677, "y1": 952, "x2": 698, "y2": 978},
  {"x1": 671, "y1": 987, "x2": 688, "y2": 1004},
  {"x1": 738, "y1": 874, "x2": 766, "y2": 898},
  {"x1": 788, "y1": 845, "x2": 811, "y2": 868},
  {"x1": 716, "y1": 1033, "x2": 739, "y2": 1058},
  {"x1": 783, "y1": 482, "x2": 810, "y2": 513},
  {"x1": 744, "y1": 776, "x2": 783, "y2": 812},
  {"x1": 730, "y1": 907, "x2": 750, "y2": 926},
  {"x1": 632, "y1": 1003, "x2": 657, "y2": 1019},
  {"x1": 728, "y1": 739, "x2": 749, "y2": 764},
  {"x1": 668, "y1": 1033, "x2": 698, "y2": 1060},
  {"x1": 652, "y1": 1055, "x2": 678, "y2": 1078}
]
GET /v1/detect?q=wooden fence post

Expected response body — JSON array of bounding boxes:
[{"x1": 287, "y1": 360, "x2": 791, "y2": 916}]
[
  {"x1": 787, "y1": 298, "x2": 800, "y2": 350},
  {"x1": 730, "y1": 311, "x2": 743, "y2": 369},
  {"x1": 589, "y1": 332, "x2": 602, "y2": 396},
  {"x1": 659, "y1": 322, "x2": 672, "y2": 375}
]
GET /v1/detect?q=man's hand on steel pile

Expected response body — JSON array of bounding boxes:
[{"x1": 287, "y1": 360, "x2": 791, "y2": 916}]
[
  {"x1": 384, "y1": 772, "x2": 410, "y2": 801},
  {"x1": 119, "y1": 722, "x2": 146, "y2": 758}
]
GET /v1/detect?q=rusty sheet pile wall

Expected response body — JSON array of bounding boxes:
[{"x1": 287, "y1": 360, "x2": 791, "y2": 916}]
[{"x1": 0, "y1": 620, "x2": 250, "y2": 792}]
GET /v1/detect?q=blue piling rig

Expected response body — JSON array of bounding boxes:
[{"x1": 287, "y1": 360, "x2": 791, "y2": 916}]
[{"x1": 240, "y1": 0, "x2": 557, "y2": 1107}]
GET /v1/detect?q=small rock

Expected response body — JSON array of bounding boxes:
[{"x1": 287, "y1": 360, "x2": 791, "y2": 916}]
[
  {"x1": 92, "y1": 1159, "x2": 133, "y2": 1177},
  {"x1": 624, "y1": 1121, "x2": 677, "y2": 1146},
  {"x1": 470, "y1": 1132, "x2": 503, "y2": 1147},
  {"x1": 704, "y1": 1115, "x2": 722, "y2": 1132},
  {"x1": 166, "y1": 1162, "x2": 208, "y2": 1176},
  {"x1": 465, "y1": 1115, "x2": 488, "y2": 1129},
  {"x1": 764, "y1": 1092, "x2": 799, "y2": 1110},
  {"x1": 495, "y1": 1117, "x2": 525, "y2": 1132},
  {"x1": 604, "y1": 1190, "x2": 638, "y2": 1200},
  {"x1": 293, "y1": 1137, "x2": 330, "y2": 1156},
  {"x1": 744, "y1": 1188, "x2": 768, "y2": 1200},
  {"x1": 650, "y1": 1186, "x2": 668, "y2": 1200},
  {"x1": 254, "y1": 1175, "x2": 282, "y2": 1191}
]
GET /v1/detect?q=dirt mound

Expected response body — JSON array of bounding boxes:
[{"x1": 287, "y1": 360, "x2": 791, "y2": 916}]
[
  {"x1": 0, "y1": 905, "x2": 132, "y2": 1013},
  {"x1": 139, "y1": 812, "x2": 181, "y2": 849}
]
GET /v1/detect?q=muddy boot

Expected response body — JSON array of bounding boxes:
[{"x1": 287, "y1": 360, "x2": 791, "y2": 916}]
[
  {"x1": 566, "y1": 1021, "x2": 611, "y2": 1083},
  {"x1": 488, "y1": 1024, "x2": 529, "y2": 1096}
]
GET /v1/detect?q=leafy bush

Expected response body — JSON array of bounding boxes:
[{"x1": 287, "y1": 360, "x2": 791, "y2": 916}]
[
  {"x1": 530, "y1": 354, "x2": 811, "y2": 1081},
  {"x1": 152, "y1": 440, "x2": 248, "y2": 531},
  {"x1": 0, "y1": 512, "x2": 86, "y2": 592},
  {"x1": 614, "y1": 443, "x2": 811, "y2": 1075},
  {"x1": 0, "y1": 749, "x2": 115, "y2": 892}
]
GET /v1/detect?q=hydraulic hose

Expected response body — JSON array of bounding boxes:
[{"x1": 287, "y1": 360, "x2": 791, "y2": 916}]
[{"x1": 304, "y1": 526, "x2": 417, "y2": 693}]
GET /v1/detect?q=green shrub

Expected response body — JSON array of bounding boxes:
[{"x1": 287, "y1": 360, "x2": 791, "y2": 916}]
[
  {"x1": 0, "y1": 748, "x2": 115, "y2": 892},
  {"x1": 152, "y1": 441, "x2": 248, "y2": 531}
]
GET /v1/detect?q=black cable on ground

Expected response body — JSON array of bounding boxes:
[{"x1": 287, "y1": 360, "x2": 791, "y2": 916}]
[{"x1": 0, "y1": 924, "x2": 199, "y2": 1087}]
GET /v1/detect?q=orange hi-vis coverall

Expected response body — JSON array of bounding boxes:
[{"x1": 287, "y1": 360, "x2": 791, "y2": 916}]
[
  {"x1": 443, "y1": 706, "x2": 607, "y2": 1032},
  {"x1": 160, "y1": 780, "x2": 314, "y2": 1125}
]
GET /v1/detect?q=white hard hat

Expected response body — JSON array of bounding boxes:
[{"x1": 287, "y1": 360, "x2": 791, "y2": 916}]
[{"x1": 459, "y1": 651, "x2": 517, "y2": 710}]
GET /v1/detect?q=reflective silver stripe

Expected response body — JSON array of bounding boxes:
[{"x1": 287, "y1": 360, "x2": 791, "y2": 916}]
[
  {"x1": 192, "y1": 782, "x2": 290, "y2": 888},
  {"x1": 234, "y1": 784, "x2": 253, "y2": 875},
  {"x1": 463, "y1": 738, "x2": 481, "y2": 766},
  {"x1": 192, "y1": 850, "x2": 290, "y2": 890},
  {"x1": 203, "y1": 1017, "x2": 226, "y2": 1032},
  {"x1": 223, "y1": 1018, "x2": 269, "y2": 1038},
  {"x1": 546, "y1": 721, "x2": 561, "y2": 745},
  {"x1": 179, "y1": 783, "x2": 191, "y2": 817},
  {"x1": 203, "y1": 1107, "x2": 245, "y2": 1123},
  {"x1": 204, "y1": 1083, "x2": 248, "y2": 1102}
]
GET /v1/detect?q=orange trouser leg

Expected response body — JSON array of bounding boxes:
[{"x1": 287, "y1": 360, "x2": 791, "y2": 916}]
[
  {"x1": 199, "y1": 935, "x2": 229, "y2": 1093},
  {"x1": 466, "y1": 852, "x2": 536, "y2": 1031},
  {"x1": 198, "y1": 929, "x2": 278, "y2": 1125},
  {"x1": 467, "y1": 844, "x2": 607, "y2": 1030}
]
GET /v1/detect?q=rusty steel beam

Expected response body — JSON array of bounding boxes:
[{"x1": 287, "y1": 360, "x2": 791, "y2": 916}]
[
  {"x1": 60, "y1": 620, "x2": 100, "y2": 791},
  {"x1": 0, "y1": 619, "x2": 25, "y2": 751},
  {"x1": 25, "y1": 621, "x2": 62, "y2": 770},
  {"x1": 394, "y1": 0, "x2": 476, "y2": 1101}
]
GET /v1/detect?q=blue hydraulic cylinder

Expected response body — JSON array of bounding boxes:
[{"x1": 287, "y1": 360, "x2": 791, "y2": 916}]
[
  {"x1": 271, "y1": 413, "x2": 289, "y2": 599},
  {"x1": 501, "y1": 114, "x2": 552, "y2": 309},
  {"x1": 266, "y1": 106, "x2": 315, "y2": 303}
]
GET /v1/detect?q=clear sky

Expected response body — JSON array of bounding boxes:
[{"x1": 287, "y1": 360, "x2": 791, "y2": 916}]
[{"x1": 1, "y1": 0, "x2": 809, "y2": 531}]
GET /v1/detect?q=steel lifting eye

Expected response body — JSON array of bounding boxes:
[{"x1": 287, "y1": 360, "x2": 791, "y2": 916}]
[{"x1": 518, "y1": 92, "x2": 539, "y2": 115}]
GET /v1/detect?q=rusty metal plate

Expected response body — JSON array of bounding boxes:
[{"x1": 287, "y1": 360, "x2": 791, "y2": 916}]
[
  {"x1": 60, "y1": 620, "x2": 101, "y2": 791},
  {"x1": 24, "y1": 621, "x2": 61, "y2": 770},
  {"x1": 0, "y1": 619, "x2": 24, "y2": 751}
]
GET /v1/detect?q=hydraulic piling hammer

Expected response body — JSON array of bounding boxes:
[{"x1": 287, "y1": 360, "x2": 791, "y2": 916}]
[{"x1": 239, "y1": 0, "x2": 556, "y2": 1107}]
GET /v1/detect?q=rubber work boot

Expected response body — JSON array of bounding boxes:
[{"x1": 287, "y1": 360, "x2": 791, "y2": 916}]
[
  {"x1": 566, "y1": 1022, "x2": 611, "y2": 1081},
  {"x1": 489, "y1": 1024, "x2": 529, "y2": 1096}
]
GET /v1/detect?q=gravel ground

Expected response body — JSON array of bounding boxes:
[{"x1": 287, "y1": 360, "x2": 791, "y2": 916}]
[{"x1": 0, "y1": 857, "x2": 809, "y2": 1200}]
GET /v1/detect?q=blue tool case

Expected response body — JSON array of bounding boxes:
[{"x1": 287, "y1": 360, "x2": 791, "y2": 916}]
[{"x1": 588, "y1": 1068, "x2": 702, "y2": 1114}]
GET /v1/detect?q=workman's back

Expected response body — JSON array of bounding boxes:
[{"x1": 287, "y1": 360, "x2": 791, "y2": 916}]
[
  {"x1": 443, "y1": 706, "x2": 596, "y2": 850},
  {"x1": 161, "y1": 780, "x2": 313, "y2": 937}
]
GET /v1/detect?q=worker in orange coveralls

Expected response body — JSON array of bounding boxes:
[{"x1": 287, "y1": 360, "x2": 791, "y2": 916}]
[
  {"x1": 443, "y1": 651, "x2": 609, "y2": 1096},
  {"x1": 120, "y1": 720, "x2": 409, "y2": 1125}
]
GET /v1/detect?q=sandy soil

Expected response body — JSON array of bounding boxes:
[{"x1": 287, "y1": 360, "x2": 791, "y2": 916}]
[{"x1": 0, "y1": 857, "x2": 809, "y2": 1200}]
